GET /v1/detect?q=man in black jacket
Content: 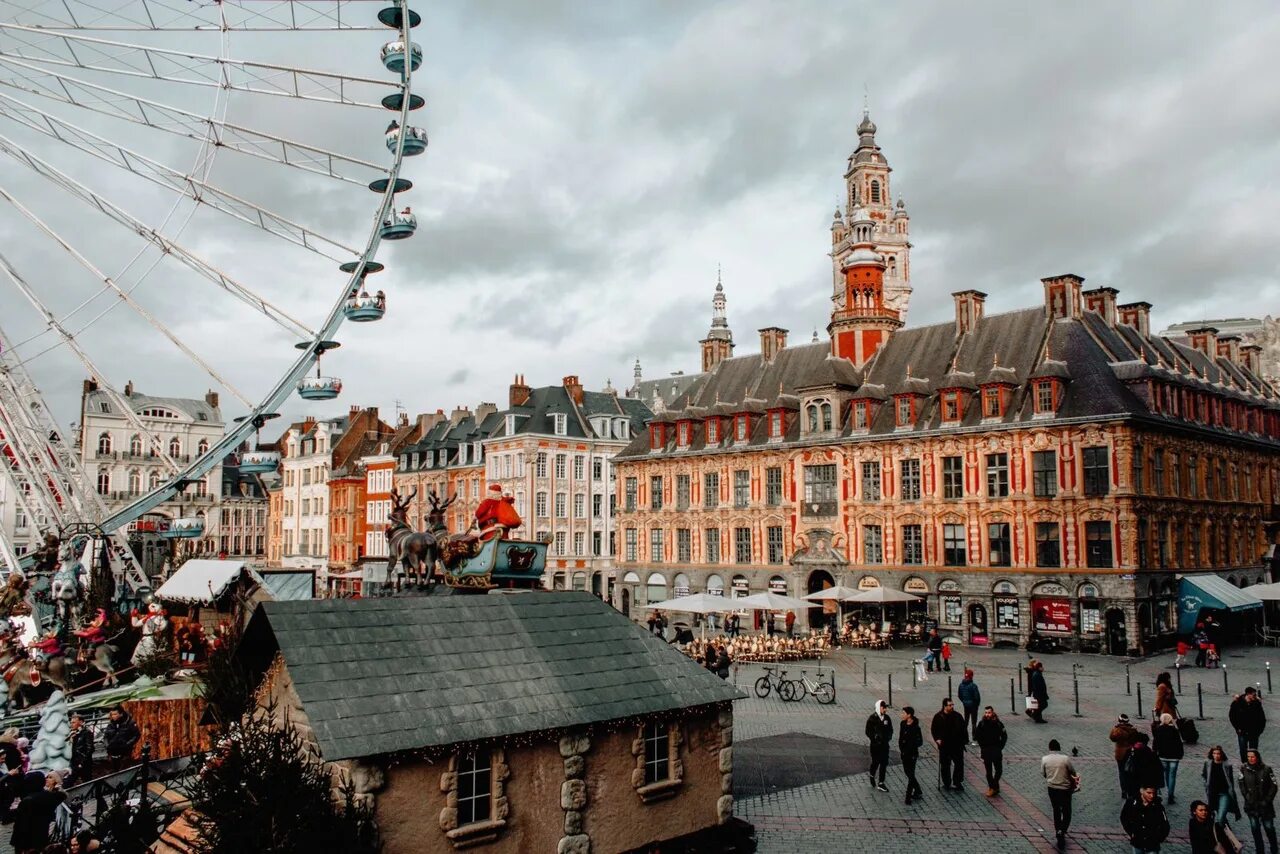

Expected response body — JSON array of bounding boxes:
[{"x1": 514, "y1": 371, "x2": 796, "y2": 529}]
[
  {"x1": 103, "y1": 705, "x2": 140, "y2": 771},
  {"x1": 1230, "y1": 687, "x2": 1267, "y2": 763},
  {"x1": 925, "y1": 629, "x2": 944, "y2": 672},
  {"x1": 931, "y1": 698, "x2": 968, "y2": 791},
  {"x1": 865, "y1": 699, "x2": 893, "y2": 792},
  {"x1": 974, "y1": 705, "x2": 1008, "y2": 797},
  {"x1": 1121, "y1": 785, "x2": 1170, "y2": 853},
  {"x1": 69, "y1": 714, "x2": 94, "y2": 785},
  {"x1": 900, "y1": 706, "x2": 924, "y2": 805}
]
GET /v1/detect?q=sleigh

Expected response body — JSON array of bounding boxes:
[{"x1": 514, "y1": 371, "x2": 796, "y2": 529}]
[{"x1": 443, "y1": 535, "x2": 547, "y2": 590}]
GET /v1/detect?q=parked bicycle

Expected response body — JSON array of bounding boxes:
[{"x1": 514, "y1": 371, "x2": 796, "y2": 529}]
[
  {"x1": 787, "y1": 668, "x2": 836, "y2": 704},
  {"x1": 753, "y1": 665, "x2": 797, "y2": 700}
]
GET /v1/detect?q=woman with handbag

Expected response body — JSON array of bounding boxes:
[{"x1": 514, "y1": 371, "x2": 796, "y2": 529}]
[
  {"x1": 1026, "y1": 659, "x2": 1049, "y2": 724},
  {"x1": 1202, "y1": 745, "x2": 1242, "y2": 835},
  {"x1": 1154, "y1": 671, "x2": 1178, "y2": 720}
]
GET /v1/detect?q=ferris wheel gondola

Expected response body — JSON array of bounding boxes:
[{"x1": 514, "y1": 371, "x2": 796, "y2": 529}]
[{"x1": 0, "y1": 0, "x2": 428, "y2": 555}]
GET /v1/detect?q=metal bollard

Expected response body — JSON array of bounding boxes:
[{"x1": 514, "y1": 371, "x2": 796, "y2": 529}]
[
  {"x1": 1198, "y1": 683, "x2": 1205, "y2": 720},
  {"x1": 863, "y1": 658, "x2": 868, "y2": 686},
  {"x1": 889, "y1": 672, "x2": 894, "y2": 707},
  {"x1": 1126, "y1": 664, "x2": 1132, "y2": 695},
  {"x1": 1268, "y1": 662, "x2": 1273, "y2": 694},
  {"x1": 1223, "y1": 664, "x2": 1229, "y2": 694},
  {"x1": 1176, "y1": 664, "x2": 1182, "y2": 693},
  {"x1": 1137, "y1": 683, "x2": 1144, "y2": 718},
  {"x1": 947, "y1": 674, "x2": 953, "y2": 698},
  {"x1": 1073, "y1": 672, "x2": 1082, "y2": 717},
  {"x1": 913, "y1": 663, "x2": 918, "y2": 689},
  {"x1": 1018, "y1": 665, "x2": 1024, "y2": 694},
  {"x1": 1010, "y1": 677, "x2": 1016, "y2": 714}
]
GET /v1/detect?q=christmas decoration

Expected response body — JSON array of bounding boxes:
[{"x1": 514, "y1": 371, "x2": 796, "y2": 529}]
[{"x1": 27, "y1": 689, "x2": 72, "y2": 773}]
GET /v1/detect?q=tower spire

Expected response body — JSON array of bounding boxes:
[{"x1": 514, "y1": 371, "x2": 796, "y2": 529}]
[{"x1": 700, "y1": 266, "x2": 734, "y2": 373}]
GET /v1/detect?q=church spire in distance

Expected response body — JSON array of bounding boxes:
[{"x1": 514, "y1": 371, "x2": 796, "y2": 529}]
[{"x1": 700, "y1": 265, "x2": 734, "y2": 373}]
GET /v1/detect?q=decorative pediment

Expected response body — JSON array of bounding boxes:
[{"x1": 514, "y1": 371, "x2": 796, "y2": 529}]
[{"x1": 790, "y1": 528, "x2": 849, "y2": 566}]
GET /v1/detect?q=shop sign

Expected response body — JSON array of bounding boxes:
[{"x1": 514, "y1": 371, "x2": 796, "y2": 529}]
[
  {"x1": 858, "y1": 576, "x2": 881, "y2": 590},
  {"x1": 904, "y1": 577, "x2": 929, "y2": 594},
  {"x1": 1032, "y1": 597, "x2": 1072, "y2": 632}
]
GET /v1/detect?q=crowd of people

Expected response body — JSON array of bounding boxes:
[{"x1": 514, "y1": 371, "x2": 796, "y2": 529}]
[
  {"x1": 680, "y1": 633, "x2": 830, "y2": 666},
  {"x1": 859, "y1": 660, "x2": 1279, "y2": 853}
]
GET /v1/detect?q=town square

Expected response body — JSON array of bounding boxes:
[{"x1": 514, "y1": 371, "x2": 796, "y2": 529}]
[{"x1": 0, "y1": 0, "x2": 1278, "y2": 851}]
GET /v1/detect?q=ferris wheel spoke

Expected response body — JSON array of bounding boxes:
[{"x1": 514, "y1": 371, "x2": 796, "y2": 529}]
[
  {"x1": 0, "y1": 91, "x2": 360, "y2": 258},
  {"x1": 0, "y1": 131, "x2": 316, "y2": 340},
  {"x1": 2, "y1": 0, "x2": 382, "y2": 31},
  {"x1": 0, "y1": 23, "x2": 399, "y2": 106},
  {"x1": 0, "y1": 184, "x2": 258, "y2": 412},
  {"x1": 0, "y1": 57, "x2": 389, "y2": 186},
  {"x1": 0, "y1": 251, "x2": 184, "y2": 475}
]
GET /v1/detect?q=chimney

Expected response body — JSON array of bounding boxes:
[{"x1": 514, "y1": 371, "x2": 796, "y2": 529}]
[
  {"x1": 449, "y1": 405, "x2": 470, "y2": 426},
  {"x1": 1187, "y1": 327, "x2": 1219, "y2": 358},
  {"x1": 417, "y1": 411, "x2": 445, "y2": 432},
  {"x1": 82, "y1": 378, "x2": 98, "y2": 397},
  {"x1": 1117, "y1": 302, "x2": 1151, "y2": 336},
  {"x1": 475, "y1": 402, "x2": 498, "y2": 423},
  {"x1": 951, "y1": 290, "x2": 987, "y2": 335},
  {"x1": 562, "y1": 375, "x2": 584, "y2": 405},
  {"x1": 1041, "y1": 274, "x2": 1085, "y2": 321},
  {"x1": 398, "y1": 412, "x2": 409, "y2": 428},
  {"x1": 1083, "y1": 286, "x2": 1119, "y2": 326},
  {"x1": 349, "y1": 404, "x2": 360, "y2": 417},
  {"x1": 1241, "y1": 343, "x2": 1263, "y2": 374},
  {"x1": 757, "y1": 327, "x2": 789, "y2": 362},
  {"x1": 1216, "y1": 335, "x2": 1242, "y2": 365},
  {"x1": 124, "y1": 380, "x2": 134, "y2": 397},
  {"x1": 302, "y1": 416, "x2": 317, "y2": 433},
  {"x1": 509, "y1": 374, "x2": 531, "y2": 407}
]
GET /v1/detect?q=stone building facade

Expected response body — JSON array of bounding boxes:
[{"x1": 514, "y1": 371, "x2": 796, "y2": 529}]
[{"x1": 613, "y1": 117, "x2": 1280, "y2": 654}]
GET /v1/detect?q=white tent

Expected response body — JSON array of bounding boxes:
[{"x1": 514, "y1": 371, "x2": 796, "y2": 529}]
[
  {"x1": 154, "y1": 559, "x2": 260, "y2": 605},
  {"x1": 804, "y1": 585, "x2": 863, "y2": 602},
  {"x1": 734, "y1": 591, "x2": 813, "y2": 612},
  {"x1": 1244, "y1": 582, "x2": 1280, "y2": 601},
  {"x1": 847, "y1": 587, "x2": 922, "y2": 604}
]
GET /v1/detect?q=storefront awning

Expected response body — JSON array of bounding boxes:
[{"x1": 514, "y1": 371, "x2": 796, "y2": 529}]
[{"x1": 1179, "y1": 574, "x2": 1263, "y2": 634}]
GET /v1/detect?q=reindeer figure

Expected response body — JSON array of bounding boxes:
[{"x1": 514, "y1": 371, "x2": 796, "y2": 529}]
[{"x1": 386, "y1": 488, "x2": 455, "y2": 588}]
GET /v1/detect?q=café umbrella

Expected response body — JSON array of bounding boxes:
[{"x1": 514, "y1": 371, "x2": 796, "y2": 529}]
[
  {"x1": 804, "y1": 585, "x2": 864, "y2": 635},
  {"x1": 846, "y1": 586, "x2": 922, "y2": 631},
  {"x1": 645, "y1": 592, "x2": 734, "y2": 639},
  {"x1": 733, "y1": 591, "x2": 814, "y2": 612}
]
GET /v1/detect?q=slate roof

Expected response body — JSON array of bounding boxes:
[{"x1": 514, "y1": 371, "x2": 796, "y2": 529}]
[
  {"x1": 241, "y1": 592, "x2": 741, "y2": 761},
  {"x1": 84, "y1": 388, "x2": 222, "y2": 425},
  {"x1": 617, "y1": 300, "x2": 1280, "y2": 460}
]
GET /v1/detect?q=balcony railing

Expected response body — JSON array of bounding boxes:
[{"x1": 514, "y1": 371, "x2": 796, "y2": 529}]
[{"x1": 801, "y1": 499, "x2": 838, "y2": 518}]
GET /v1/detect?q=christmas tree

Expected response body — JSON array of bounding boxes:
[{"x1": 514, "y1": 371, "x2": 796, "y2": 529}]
[{"x1": 28, "y1": 689, "x2": 72, "y2": 773}]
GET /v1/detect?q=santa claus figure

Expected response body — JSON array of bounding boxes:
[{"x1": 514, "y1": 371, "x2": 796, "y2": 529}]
[
  {"x1": 73, "y1": 608, "x2": 109, "y2": 647},
  {"x1": 130, "y1": 600, "x2": 168, "y2": 666},
  {"x1": 474, "y1": 484, "x2": 523, "y2": 541}
]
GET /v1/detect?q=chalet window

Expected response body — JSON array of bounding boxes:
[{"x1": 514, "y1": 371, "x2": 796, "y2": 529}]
[
  {"x1": 900, "y1": 458, "x2": 921, "y2": 501},
  {"x1": 853, "y1": 401, "x2": 869, "y2": 430},
  {"x1": 941, "y1": 392, "x2": 960, "y2": 423},
  {"x1": 735, "y1": 416, "x2": 749, "y2": 442},
  {"x1": 803, "y1": 464, "x2": 838, "y2": 516},
  {"x1": 649, "y1": 425, "x2": 663, "y2": 450},
  {"x1": 703, "y1": 472, "x2": 720, "y2": 508},
  {"x1": 863, "y1": 525, "x2": 883, "y2": 564},
  {"x1": 649, "y1": 529, "x2": 664, "y2": 563},
  {"x1": 650, "y1": 476, "x2": 663, "y2": 510},
  {"x1": 734, "y1": 528, "x2": 751, "y2": 563},
  {"x1": 981, "y1": 387, "x2": 1001, "y2": 418},
  {"x1": 765, "y1": 467, "x2": 782, "y2": 505},
  {"x1": 1085, "y1": 521, "x2": 1113, "y2": 568},
  {"x1": 706, "y1": 419, "x2": 719, "y2": 444},
  {"x1": 624, "y1": 478, "x2": 637, "y2": 511},
  {"x1": 988, "y1": 523, "x2": 1011, "y2": 566},
  {"x1": 901, "y1": 525, "x2": 923, "y2": 565},
  {"x1": 643, "y1": 722, "x2": 671, "y2": 785},
  {"x1": 943, "y1": 524, "x2": 966, "y2": 566},
  {"x1": 1034, "y1": 381, "x2": 1055, "y2": 413},
  {"x1": 456, "y1": 749, "x2": 493, "y2": 826},
  {"x1": 625, "y1": 528, "x2": 637, "y2": 561},
  {"x1": 676, "y1": 475, "x2": 691, "y2": 509},
  {"x1": 1032, "y1": 450, "x2": 1057, "y2": 497},
  {"x1": 769, "y1": 411, "x2": 783, "y2": 437},
  {"x1": 942, "y1": 456, "x2": 963, "y2": 499},
  {"x1": 733, "y1": 470, "x2": 750, "y2": 508},
  {"x1": 807, "y1": 401, "x2": 833, "y2": 432},
  {"x1": 553, "y1": 413, "x2": 567, "y2": 435},
  {"x1": 705, "y1": 528, "x2": 721, "y2": 563},
  {"x1": 1035, "y1": 522, "x2": 1060, "y2": 567},
  {"x1": 767, "y1": 526, "x2": 784, "y2": 564},
  {"x1": 861, "y1": 461, "x2": 881, "y2": 501},
  {"x1": 677, "y1": 422, "x2": 691, "y2": 446},
  {"x1": 1082, "y1": 446, "x2": 1110, "y2": 496},
  {"x1": 895, "y1": 397, "x2": 913, "y2": 427},
  {"x1": 676, "y1": 529, "x2": 691, "y2": 562},
  {"x1": 986, "y1": 453, "x2": 1009, "y2": 497}
]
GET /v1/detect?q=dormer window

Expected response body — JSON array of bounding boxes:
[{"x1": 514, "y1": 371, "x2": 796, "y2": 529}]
[
  {"x1": 769, "y1": 411, "x2": 783, "y2": 438},
  {"x1": 853, "y1": 401, "x2": 869, "y2": 430},
  {"x1": 649, "y1": 424, "x2": 664, "y2": 450},
  {"x1": 553, "y1": 413, "x2": 567, "y2": 435},
  {"x1": 806, "y1": 400, "x2": 833, "y2": 432},
  {"x1": 941, "y1": 392, "x2": 961, "y2": 423},
  {"x1": 706, "y1": 419, "x2": 720, "y2": 444},
  {"x1": 1033, "y1": 380, "x2": 1057, "y2": 415},
  {"x1": 735, "y1": 416, "x2": 749, "y2": 442},
  {"x1": 505, "y1": 414, "x2": 517, "y2": 435},
  {"x1": 472, "y1": 442, "x2": 482, "y2": 461},
  {"x1": 982, "y1": 387, "x2": 1002, "y2": 418},
  {"x1": 677, "y1": 422, "x2": 691, "y2": 447},
  {"x1": 895, "y1": 396, "x2": 914, "y2": 427}
]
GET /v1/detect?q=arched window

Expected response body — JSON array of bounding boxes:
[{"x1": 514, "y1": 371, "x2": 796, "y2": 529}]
[
  {"x1": 128, "y1": 469, "x2": 141, "y2": 494},
  {"x1": 148, "y1": 470, "x2": 161, "y2": 490},
  {"x1": 572, "y1": 571, "x2": 587, "y2": 592},
  {"x1": 706, "y1": 574, "x2": 725, "y2": 597},
  {"x1": 807, "y1": 405, "x2": 819, "y2": 432},
  {"x1": 97, "y1": 433, "x2": 112, "y2": 454},
  {"x1": 888, "y1": 256, "x2": 897, "y2": 276},
  {"x1": 96, "y1": 471, "x2": 110, "y2": 495},
  {"x1": 197, "y1": 438, "x2": 209, "y2": 456},
  {"x1": 168, "y1": 437, "x2": 182, "y2": 458},
  {"x1": 646, "y1": 572, "x2": 667, "y2": 604},
  {"x1": 129, "y1": 434, "x2": 142, "y2": 456},
  {"x1": 870, "y1": 180, "x2": 881, "y2": 204},
  {"x1": 673, "y1": 573, "x2": 690, "y2": 597},
  {"x1": 821, "y1": 402, "x2": 833, "y2": 431}
]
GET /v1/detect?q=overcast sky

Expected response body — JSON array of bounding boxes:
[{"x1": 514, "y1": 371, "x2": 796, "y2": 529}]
[{"x1": 1, "y1": 0, "x2": 1278, "y2": 437}]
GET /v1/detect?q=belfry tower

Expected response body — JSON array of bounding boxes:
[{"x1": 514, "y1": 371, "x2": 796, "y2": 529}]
[
  {"x1": 700, "y1": 270, "x2": 734, "y2": 372},
  {"x1": 830, "y1": 109, "x2": 911, "y2": 319},
  {"x1": 828, "y1": 206, "x2": 903, "y2": 366}
]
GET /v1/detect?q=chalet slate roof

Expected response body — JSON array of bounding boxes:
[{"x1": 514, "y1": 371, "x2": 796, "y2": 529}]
[
  {"x1": 85, "y1": 388, "x2": 222, "y2": 424},
  {"x1": 1029, "y1": 359, "x2": 1071, "y2": 380},
  {"x1": 242, "y1": 592, "x2": 742, "y2": 761},
  {"x1": 935, "y1": 370, "x2": 977, "y2": 391}
]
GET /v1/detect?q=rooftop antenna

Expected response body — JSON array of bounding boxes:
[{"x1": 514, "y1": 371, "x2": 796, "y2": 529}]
[{"x1": 863, "y1": 82, "x2": 870, "y2": 117}]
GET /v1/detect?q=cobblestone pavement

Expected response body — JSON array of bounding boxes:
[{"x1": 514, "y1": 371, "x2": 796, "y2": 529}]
[{"x1": 732, "y1": 641, "x2": 1280, "y2": 853}]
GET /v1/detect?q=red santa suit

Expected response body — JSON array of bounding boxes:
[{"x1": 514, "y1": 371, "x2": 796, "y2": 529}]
[{"x1": 475, "y1": 485, "x2": 505, "y2": 541}]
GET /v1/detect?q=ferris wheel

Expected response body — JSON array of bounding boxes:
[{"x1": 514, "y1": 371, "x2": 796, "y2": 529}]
[{"x1": 0, "y1": 0, "x2": 425, "y2": 563}]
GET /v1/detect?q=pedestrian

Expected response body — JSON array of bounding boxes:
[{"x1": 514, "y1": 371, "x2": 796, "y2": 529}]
[
  {"x1": 1122, "y1": 784, "x2": 1171, "y2": 854},
  {"x1": 703, "y1": 643, "x2": 716, "y2": 671},
  {"x1": 1240, "y1": 748, "x2": 1279, "y2": 854},
  {"x1": 784, "y1": 610, "x2": 796, "y2": 638},
  {"x1": 974, "y1": 705, "x2": 1007, "y2": 797},
  {"x1": 1201, "y1": 744, "x2": 1241, "y2": 830},
  {"x1": 1112, "y1": 713, "x2": 1141, "y2": 798},
  {"x1": 957, "y1": 668, "x2": 981, "y2": 740},
  {"x1": 1188, "y1": 799, "x2": 1231, "y2": 853},
  {"x1": 1153, "y1": 713, "x2": 1184, "y2": 805},
  {"x1": 1042, "y1": 738, "x2": 1080, "y2": 850},
  {"x1": 925, "y1": 628, "x2": 943, "y2": 672},
  {"x1": 1154, "y1": 671, "x2": 1178, "y2": 721},
  {"x1": 10, "y1": 771, "x2": 63, "y2": 854},
  {"x1": 714, "y1": 644, "x2": 731, "y2": 680},
  {"x1": 69, "y1": 714, "x2": 94, "y2": 786},
  {"x1": 1025, "y1": 659, "x2": 1049, "y2": 723},
  {"x1": 0, "y1": 728, "x2": 20, "y2": 775},
  {"x1": 900, "y1": 705, "x2": 924, "y2": 805},
  {"x1": 941, "y1": 640, "x2": 952, "y2": 672},
  {"x1": 1174, "y1": 639, "x2": 1189, "y2": 670},
  {"x1": 931, "y1": 697, "x2": 967, "y2": 791},
  {"x1": 865, "y1": 699, "x2": 893, "y2": 793},
  {"x1": 1124, "y1": 733, "x2": 1165, "y2": 797},
  {"x1": 1193, "y1": 624, "x2": 1209, "y2": 668},
  {"x1": 1229, "y1": 686, "x2": 1266, "y2": 763},
  {"x1": 103, "y1": 705, "x2": 140, "y2": 772}
]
